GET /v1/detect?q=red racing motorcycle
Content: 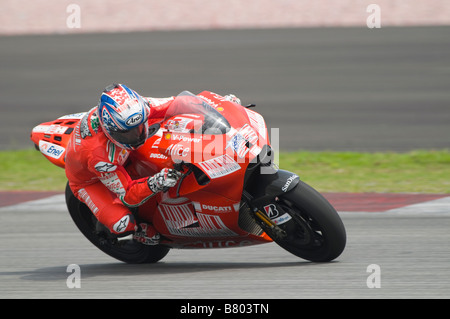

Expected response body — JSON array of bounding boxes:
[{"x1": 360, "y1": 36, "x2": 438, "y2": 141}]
[{"x1": 30, "y1": 91, "x2": 346, "y2": 263}]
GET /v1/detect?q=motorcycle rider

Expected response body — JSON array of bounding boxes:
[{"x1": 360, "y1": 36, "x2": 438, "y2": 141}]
[
  {"x1": 65, "y1": 83, "x2": 242, "y2": 245},
  {"x1": 65, "y1": 83, "x2": 181, "y2": 245}
]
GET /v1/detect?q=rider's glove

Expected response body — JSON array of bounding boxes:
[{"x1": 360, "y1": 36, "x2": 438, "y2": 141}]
[
  {"x1": 147, "y1": 168, "x2": 181, "y2": 193},
  {"x1": 224, "y1": 94, "x2": 241, "y2": 105}
]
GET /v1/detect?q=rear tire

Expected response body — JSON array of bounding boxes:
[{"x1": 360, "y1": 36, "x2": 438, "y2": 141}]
[
  {"x1": 273, "y1": 181, "x2": 346, "y2": 262},
  {"x1": 65, "y1": 182, "x2": 170, "y2": 264}
]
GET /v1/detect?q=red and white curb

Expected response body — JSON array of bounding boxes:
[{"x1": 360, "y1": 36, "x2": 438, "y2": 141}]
[
  {"x1": 322, "y1": 193, "x2": 450, "y2": 213},
  {"x1": 1, "y1": 192, "x2": 449, "y2": 214}
]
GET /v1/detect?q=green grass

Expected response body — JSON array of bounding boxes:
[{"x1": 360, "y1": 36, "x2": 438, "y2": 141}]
[
  {"x1": 1, "y1": 148, "x2": 449, "y2": 193},
  {"x1": 278, "y1": 150, "x2": 450, "y2": 194},
  {"x1": 0, "y1": 149, "x2": 68, "y2": 191}
]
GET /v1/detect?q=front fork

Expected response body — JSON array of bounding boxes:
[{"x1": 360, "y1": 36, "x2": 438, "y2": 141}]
[
  {"x1": 254, "y1": 207, "x2": 288, "y2": 241},
  {"x1": 242, "y1": 190, "x2": 288, "y2": 241}
]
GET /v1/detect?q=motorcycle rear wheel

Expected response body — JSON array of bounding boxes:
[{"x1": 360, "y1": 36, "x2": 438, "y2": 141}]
[
  {"x1": 274, "y1": 181, "x2": 346, "y2": 262},
  {"x1": 65, "y1": 182, "x2": 170, "y2": 264}
]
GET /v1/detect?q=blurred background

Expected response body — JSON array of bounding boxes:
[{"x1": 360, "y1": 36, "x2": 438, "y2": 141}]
[{"x1": 1, "y1": 0, "x2": 449, "y2": 151}]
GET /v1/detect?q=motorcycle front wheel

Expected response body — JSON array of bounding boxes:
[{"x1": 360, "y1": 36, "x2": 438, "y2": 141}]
[
  {"x1": 273, "y1": 181, "x2": 346, "y2": 262},
  {"x1": 65, "y1": 182, "x2": 170, "y2": 264}
]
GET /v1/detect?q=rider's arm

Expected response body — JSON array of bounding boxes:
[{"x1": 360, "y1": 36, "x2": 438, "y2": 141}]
[
  {"x1": 88, "y1": 156, "x2": 155, "y2": 207},
  {"x1": 88, "y1": 156, "x2": 179, "y2": 208}
]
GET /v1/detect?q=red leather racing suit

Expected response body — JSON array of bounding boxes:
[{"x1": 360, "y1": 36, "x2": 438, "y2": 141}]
[{"x1": 65, "y1": 97, "x2": 173, "y2": 236}]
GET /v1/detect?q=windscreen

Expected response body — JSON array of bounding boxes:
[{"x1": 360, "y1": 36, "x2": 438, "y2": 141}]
[{"x1": 163, "y1": 91, "x2": 231, "y2": 134}]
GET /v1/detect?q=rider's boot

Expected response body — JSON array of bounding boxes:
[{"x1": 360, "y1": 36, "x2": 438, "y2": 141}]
[{"x1": 133, "y1": 223, "x2": 160, "y2": 245}]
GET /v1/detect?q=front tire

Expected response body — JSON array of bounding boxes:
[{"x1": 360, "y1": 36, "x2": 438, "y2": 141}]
[
  {"x1": 65, "y1": 182, "x2": 170, "y2": 264},
  {"x1": 272, "y1": 181, "x2": 346, "y2": 262}
]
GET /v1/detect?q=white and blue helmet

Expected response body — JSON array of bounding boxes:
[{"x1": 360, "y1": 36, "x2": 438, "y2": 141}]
[{"x1": 98, "y1": 83, "x2": 150, "y2": 150}]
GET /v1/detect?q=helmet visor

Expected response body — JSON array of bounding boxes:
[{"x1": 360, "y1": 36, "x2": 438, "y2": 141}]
[{"x1": 109, "y1": 123, "x2": 148, "y2": 148}]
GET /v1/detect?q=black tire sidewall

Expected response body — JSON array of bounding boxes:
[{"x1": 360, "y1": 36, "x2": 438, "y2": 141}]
[
  {"x1": 64, "y1": 182, "x2": 170, "y2": 264},
  {"x1": 278, "y1": 180, "x2": 347, "y2": 262}
]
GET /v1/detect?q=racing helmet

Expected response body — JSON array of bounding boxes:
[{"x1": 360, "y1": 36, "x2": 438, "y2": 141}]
[{"x1": 97, "y1": 83, "x2": 150, "y2": 150}]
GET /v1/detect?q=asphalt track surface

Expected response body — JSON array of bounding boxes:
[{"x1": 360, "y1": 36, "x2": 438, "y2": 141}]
[
  {"x1": 1, "y1": 26, "x2": 450, "y2": 151},
  {"x1": 0, "y1": 194, "x2": 449, "y2": 299},
  {"x1": 1, "y1": 27, "x2": 450, "y2": 300}
]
